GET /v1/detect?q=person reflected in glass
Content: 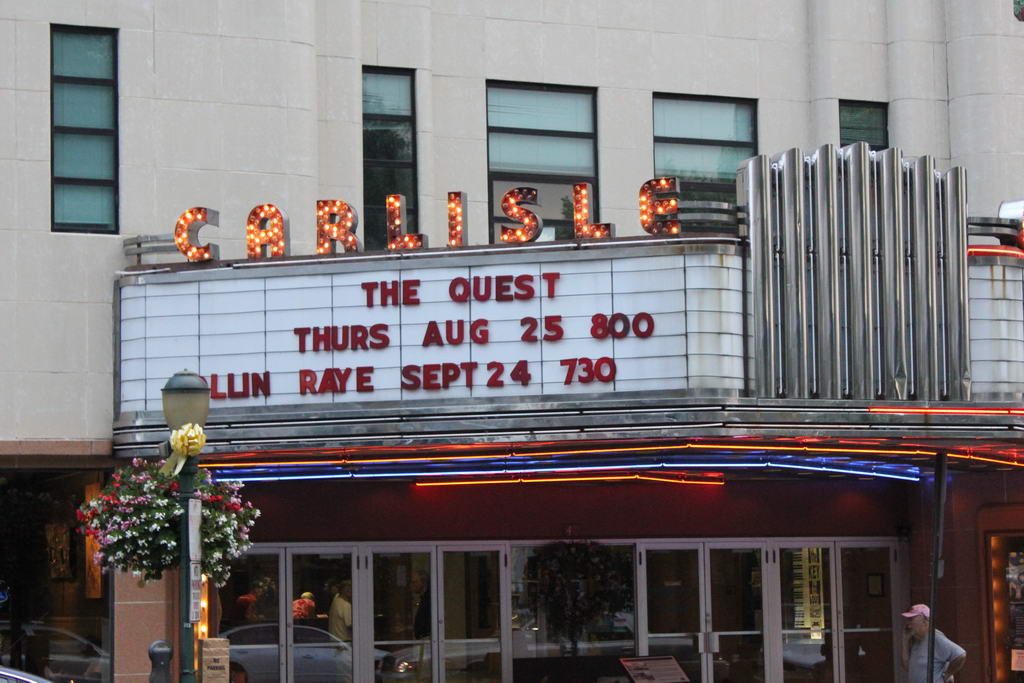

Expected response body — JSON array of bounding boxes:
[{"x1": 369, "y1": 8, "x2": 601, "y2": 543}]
[
  {"x1": 234, "y1": 576, "x2": 273, "y2": 623},
  {"x1": 293, "y1": 591, "x2": 316, "y2": 622},
  {"x1": 411, "y1": 570, "x2": 430, "y2": 640},
  {"x1": 329, "y1": 579, "x2": 353, "y2": 642},
  {"x1": 409, "y1": 569, "x2": 430, "y2": 682},
  {"x1": 256, "y1": 576, "x2": 277, "y2": 618}
]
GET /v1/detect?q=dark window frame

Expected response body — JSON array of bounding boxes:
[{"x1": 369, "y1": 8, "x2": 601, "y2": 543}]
[
  {"x1": 50, "y1": 23, "x2": 119, "y2": 234},
  {"x1": 839, "y1": 99, "x2": 889, "y2": 151},
  {"x1": 486, "y1": 80, "x2": 599, "y2": 242},
  {"x1": 652, "y1": 93, "x2": 758, "y2": 204},
  {"x1": 362, "y1": 66, "x2": 418, "y2": 250}
]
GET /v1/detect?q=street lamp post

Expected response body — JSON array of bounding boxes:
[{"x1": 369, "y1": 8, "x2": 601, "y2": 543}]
[{"x1": 161, "y1": 370, "x2": 211, "y2": 683}]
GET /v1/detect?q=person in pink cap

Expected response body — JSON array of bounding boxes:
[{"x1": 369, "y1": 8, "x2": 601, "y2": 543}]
[{"x1": 900, "y1": 604, "x2": 966, "y2": 683}]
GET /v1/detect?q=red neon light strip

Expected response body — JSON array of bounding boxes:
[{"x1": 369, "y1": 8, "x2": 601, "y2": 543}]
[
  {"x1": 416, "y1": 474, "x2": 726, "y2": 487},
  {"x1": 637, "y1": 475, "x2": 725, "y2": 485},
  {"x1": 869, "y1": 406, "x2": 1020, "y2": 416},
  {"x1": 968, "y1": 246, "x2": 1024, "y2": 258},
  {"x1": 947, "y1": 452, "x2": 1024, "y2": 468}
]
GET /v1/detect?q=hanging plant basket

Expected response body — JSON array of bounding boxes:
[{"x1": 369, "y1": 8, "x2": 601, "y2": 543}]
[{"x1": 76, "y1": 457, "x2": 259, "y2": 586}]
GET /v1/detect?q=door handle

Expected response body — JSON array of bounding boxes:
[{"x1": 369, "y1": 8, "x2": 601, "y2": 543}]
[
  {"x1": 697, "y1": 632, "x2": 706, "y2": 654},
  {"x1": 709, "y1": 632, "x2": 720, "y2": 654}
]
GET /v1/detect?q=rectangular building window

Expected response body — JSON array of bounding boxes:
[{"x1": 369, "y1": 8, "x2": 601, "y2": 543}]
[
  {"x1": 487, "y1": 83, "x2": 597, "y2": 242},
  {"x1": 839, "y1": 101, "x2": 888, "y2": 150},
  {"x1": 51, "y1": 25, "x2": 118, "y2": 233},
  {"x1": 653, "y1": 95, "x2": 756, "y2": 204},
  {"x1": 363, "y1": 68, "x2": 417, "y2": 251}
]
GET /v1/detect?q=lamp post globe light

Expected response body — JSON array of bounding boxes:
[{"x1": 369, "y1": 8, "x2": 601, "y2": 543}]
[{"x1": 161, "y1": 370, "x2": 210, "y2": 683}]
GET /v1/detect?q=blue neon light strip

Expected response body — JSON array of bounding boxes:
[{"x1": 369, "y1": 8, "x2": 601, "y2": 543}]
[
  {"x1": 769, "y1": 462, "x2": 920, "y2": 482},
  {"x1": 214, "y1": 458, "x2": 919, "y2": 483}
]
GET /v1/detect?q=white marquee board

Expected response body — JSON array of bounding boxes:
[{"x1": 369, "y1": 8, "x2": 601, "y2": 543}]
[{"x1": 118, "y1": 252, "x2": 746, "y2": 414}]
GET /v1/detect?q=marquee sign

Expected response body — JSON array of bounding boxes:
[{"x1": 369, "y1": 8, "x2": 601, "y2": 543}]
[
  {"x1": 117, "y1": 247, "x2": 746, "y2": 415},
  {"x1": 111, "y1": 141, "x2": 1024, "y2": 467}
]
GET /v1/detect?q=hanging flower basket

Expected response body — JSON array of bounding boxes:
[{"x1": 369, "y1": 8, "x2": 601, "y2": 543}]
[{"x1": 76, "y1": 457, "x2": 259, "y2": 586}]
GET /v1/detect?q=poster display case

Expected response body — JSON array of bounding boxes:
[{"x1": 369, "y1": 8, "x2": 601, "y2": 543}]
[{"x1": 990, "y1": 534, "x2": 1024, "y2": 681}]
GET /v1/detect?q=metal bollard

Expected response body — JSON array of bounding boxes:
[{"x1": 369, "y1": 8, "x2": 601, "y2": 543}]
[{"x1": 148, "y1": 640, "x2": 172, "y2": 683}]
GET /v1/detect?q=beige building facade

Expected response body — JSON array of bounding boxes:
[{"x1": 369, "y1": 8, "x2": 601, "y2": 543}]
[
  {"x1": 1, "y1": 0, "x2": 1022, "y2": 445},
  {"x1": 4, "y1": 2, "x2": 1024, "y2": 683}
]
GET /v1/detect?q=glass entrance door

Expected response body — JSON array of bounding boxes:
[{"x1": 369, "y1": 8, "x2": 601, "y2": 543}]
[
  {"x1": 768, "y1": 540, "x2": 900, "y2": 683},
  {"x1": 372, "y1": 548, "x2": 436, "y2": 682},
  {"x1": 286, "y1": 549, "x2": 356, "y2": 683},
  {"x1": 217, "y1": 550, "x2": 284, "y2": 682},
  {"x1": 777, "y1": 544, "x2": 835, "y2": 682},
  {"x1": 440, "y1": 548, "x2": 504, "y2": 682},
  {"x1": 640, "y1": 543, "x2": 765, "y2": 683},
  {"x1": 644, "y1": 546, "x2": 704, "y2": 682},
  {"x1": 706, "y1": 545, "x2": 766, "y2": 683},
  {"x1": 837, "y1": 544, "x2": 897, "y2": 682}
]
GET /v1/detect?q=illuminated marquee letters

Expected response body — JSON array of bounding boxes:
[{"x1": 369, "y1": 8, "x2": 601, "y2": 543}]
[
  {"x1": 316, "y1": 199, "x2": 360, "y2": 255},
  {"x1": 174, "y1": 207, "x2": 219, "y2": 262},
  {"x1": 246, "y1": 204, "x2": 288, "y2": 258},
  {"x1": 499, "y1": 187, "x2": 543, "y2": 243},
  {"x1": 387, "y1": 193, "x2": 425, "y2": 250},
  {"x1": 447, "y1": 191, "x2": 466, "y2": 247},
  {"x1": 639, "y1": 177, "x2": 683, "y2": 235},
  {"x1": 573, "y1": 182, "x2": 613, "y2": 239},
  {"x1": 172, "y1": 176, "x2": 693, "y2": 262}
]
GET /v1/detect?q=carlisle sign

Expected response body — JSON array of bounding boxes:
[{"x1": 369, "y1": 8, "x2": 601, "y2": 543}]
[{"x1": 171, "y1": 178, "x2": 688, "y2": 261}]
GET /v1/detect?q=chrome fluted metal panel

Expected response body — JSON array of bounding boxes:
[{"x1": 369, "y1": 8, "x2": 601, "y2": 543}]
[
  {"x1": 904, "y1": 160, "x2": 918, "y2": 399},
  {"x1": 810, "y1": 145, "x2": 843, "y2": 398},
  {"x1": 739, "y1": 155, "x2": 779, "y2": 397},
  {"x1": 943, "y1": 167, "x2": 971, "y2": 399},
  {"x1": 877, "y1": 148, "x2": 910, "y2": 400},
  {"x1": 775, "y1": 148, "x2": 809, "y2": 397},
  {"x1": 744, "y1": 146, "x2": 971, "y2": 402},
  {"x1": 936, "y1": 176, "x2": 950, "y2": 399},
  {"x1": 909, "y1": 156, "x2": 941, "y2": 400},
  {"x1": 840, "y1": 142, "x2": 877, "y2": 399},
  {"x1": 924, "y1": 160, "x2": 942, "y2": 400}
]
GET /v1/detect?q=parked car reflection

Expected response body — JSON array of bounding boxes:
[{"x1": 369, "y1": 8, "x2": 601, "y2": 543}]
[
  {"x1": 0, "y1": 622, "x2": 108, "y2": 683},
  {"x1": 782, "y1": 634, "x2": 832, "y2": 681},
  {"x1": 222, "y1": 623, "x2": 392, "y2": 683},
  {"x1": 0, "y1": 664, "x2": 55, "y2": 683}
]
